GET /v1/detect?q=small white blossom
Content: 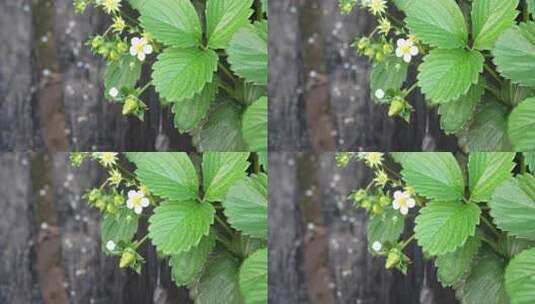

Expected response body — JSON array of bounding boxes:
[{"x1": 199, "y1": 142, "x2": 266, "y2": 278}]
[
  {"x1": 395, "y1": 38, "x2": 419, "y2": 63},
  {"x1": 106, "y1": 240, "x2": 116, "y2": 251},
  {"x1": 127, "y1": 190, "x2": 150, "y2": 214},
  {"x1": 109, "y1": 87, "x2": 119, "y2": 98},
  {"x1": 372, "y1": 241, "x2": 382, "y2": 252},
  {"x1": 392, "y1": 190, "x2": 416, "y2": 215},
  {"x1": 375, "y1": 89, "x2": 385, "y2": 99},
  {"x1": 129, "y1": 37, "x2": 153, "y2": 61}
]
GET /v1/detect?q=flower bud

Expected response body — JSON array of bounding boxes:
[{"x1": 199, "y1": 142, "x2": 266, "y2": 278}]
[
  {"x1": 388, "y1": 97, "x2": 405, "y2": 117},
  {"x1": 120, "y1": 249, "x2": 136, "y2": 268},
  {"x1": 383, "y1": 43, "x2": 393, "y2": 54},
  {"x1": 109, "y1": 50, "x2": 119, "y2": 61},
  {"x1": 122, "y1": 97, "x2": 139, "y2": 115},
  {"x1": 357, "y1": 37, "x2": 370, "y2": 50},
  {"x1": 375, "y1": 51, "x2": 385, "y2": 62},
  {"x1": 386, "y1": 249, "x2": 401, "y2": 269}
]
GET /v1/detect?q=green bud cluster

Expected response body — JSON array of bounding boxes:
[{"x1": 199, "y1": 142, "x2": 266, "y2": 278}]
[
  {"x1": 88, "y1": 35, "x2": 128, "y2": 61},
  {"x1": 335, "y1": 152, "x2": 358, "y2": 168},
  {"x1": 338, "y1": 0, "x2": 359, "y2": 15},
  {"x1": 351, "y1": 189, "x2": 391, "y2": 215},
  {"x1": 84, "y1": 188, "x2": 125, "y2": 214},
  {"x1": 69, "y1": 152, "x2": 89, "y2": 167},
  {"x1": 353, "y1": 37, "x2": 393, "y2": 63}
]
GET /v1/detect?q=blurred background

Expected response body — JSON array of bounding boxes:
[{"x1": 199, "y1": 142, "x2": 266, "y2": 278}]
[
  {"x1": 268, "y1": 152, "x2": 458, "y2": 304},
  {"x1": 0, "y1": 0, "x2": 193, "y2": 152},
  {"x1": 268, "y1": 1, "x2": 458, "y2": 152},
  {"x1": 0, "y1": 153, "x2": 191, "y2": 304}
]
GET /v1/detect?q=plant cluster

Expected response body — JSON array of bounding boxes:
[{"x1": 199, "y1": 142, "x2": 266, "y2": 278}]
[
  {"x1": 71, "y1": 152, "x2": 268, "y2": 303},
  {"x1": 339, "y1": 0, "x2": 535, "y2": 151},
  {"x1": 74, "y1": 0, "x2": 268, "y2": 151},
  {"x1": 337, "y1": 152, "x2": 535, "y2": 304}
]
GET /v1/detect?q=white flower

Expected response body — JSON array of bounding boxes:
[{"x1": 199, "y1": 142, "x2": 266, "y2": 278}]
[
  {"x1": 396, "y1": 38, "x2": 419, "y2": 63},
  {"x1": 129, "y1": 37, "x2": 153, "y2": 61},
  {"x1": 372, "y1": 241, "x2": 382, "y2": 252},
  {"x1": 106, "y1": 240, "x2": 116, "y2": 251},
  {"x1": 392, "y1": 190, "x2": 416, "y2": 215},
  {"x1": 375, "y1": 89, "x2": 385, "y2": 99},
  {"x1": 109, "y1": 87, "x2": 119, "y2": 98},
  {"x1": 126, "y1": 190, "x2": 150, "y2": 214}
]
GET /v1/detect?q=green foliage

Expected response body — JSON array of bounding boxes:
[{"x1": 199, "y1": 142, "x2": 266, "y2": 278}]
[
  {"x1": 242, "y1": 97, "x2": 268, "y2": 151},
  {"x1": 471, "y1": 0, "x2": 519, "y2": 50},
  {"x1": 78, "y1": 0, "x2": 267, "y2": 151},
  {"x1": 508, "y1": 97, "x2": 535, "y2": 151},
  {"x1": 74, "y1": 152, "x2": 267, "y2": 302},
  {"x1": 339, "y1": 152, "x2": 535, "y2": 304}
]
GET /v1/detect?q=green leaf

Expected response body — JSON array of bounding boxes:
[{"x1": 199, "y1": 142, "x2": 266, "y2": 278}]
[
  {"x1": 435, "y1": 237, "x2": 480, "y2": 287},
  {"x1": 468, "y1": 152, "x2": 516, "y2": 202},
  {"x1": 198, "y1": 100, "x2": 248, "y2": 151},
  {"x1": 393, "y1": 0, "x2": 415, "y2": 10},
  {"x1": 173, "y1": 81, "x2": 218, "y2": 133},
  {"x1": 194, "y1": 251, "x2": 243, "y2": 304},
  {"x1": 401, "y1": 153, "x2": 465, "y2": 201},
  {"x1": 239, "y1": 248, "x2": 267, "y2": 304},
  {"x1": 459, "y1": 250, "x2": 508, "y2": 304},
  {"x1": 242, "y1": 97, "x2": 267, "y2": 151},
  {"x1": 525, "y1": 152, "x2": 535, "y2": 172},
  {"x1": 260, "y1": 0, "x2": 267, "y2": 13},
  {"x1": 509, "y1": 97, "x2": 535, "y2": 151},
  {"x1": 367, "y1": 207, "x2": 405, "y2": 251},
  {"x1": 152, "y1": 47, "x2": 218, "y2": 102},
  {"x1": 493, "y1": 22, "x2": 535, "y2": 87},
  {"x1": 505, "y1": 248, "x2": 535, "y2": 304},
  {"x1": 133, "y1": 152, "x2": 199, "y2": 201},
  {"x1": 170, "y1": 232, "x2": 215, "y2": 286},
  {"x1": 206, "y1": 0, "x2": 253, "y2": 49},
  {"x1": 489, "y1": 174, "x2": 535, "y2": 240},
  {"x1": 471, "y1": 0, "x2": 519, "y2": 50},
  {"x1": 458, "y1": 100, "x2": 512, "y2": 152},
  {"x1": 223, "y1": 174, "x2": 268, "y2": 239},
  {"x1": 104, "y1": 54, "x2": 142, "y2": 99},
  {"x1": 418, "y1": 49, "x2": 484, "y2": 103},
  {"x1": 227, "y1": 21, "x2": 267, "y2": 86},
  {"x1": 148, "y1": 200, "x2": 215, "y2": 255},
  {"x1": 101, "y1": 208, "x2": 139, "y2": 251},
  {"x1": 438, "y1": 79, "x2": 484, "y2": 134},
  {"x1": 370, "y1": 56, "x2": 408, "y2": 103},
  {"x1": 415, "y1": 201, "x2": 480, "y2": 255},
  {"x1": 257, "y1": 152, "x2": 268, "y2": 171},
  {"x1": 139, "y1": 0, "x2": 202, "y2": 47},
  {"x1": 202, "y1": 152, "x2": 250, "y2": 202},
  {"x1": 530, "y1": 0, "x2": 535, "y2": 16},
  {"x1": 404, "y1": 0, "x2": 468, "y2": 49}
]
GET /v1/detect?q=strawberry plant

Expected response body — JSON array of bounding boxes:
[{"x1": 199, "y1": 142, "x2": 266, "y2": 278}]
[
  {"x1": 340, "y1": 0, "x2": 535, "y2": 151},
  {"x1": 71, "y1": 152, "x2": 268, "y2": 303},
  {"x1": 336, "y1": 152, "x2": 535, "y2": 304},
  {"x1": 73, "y1": 0, "x2": 267, "y2": 151}
]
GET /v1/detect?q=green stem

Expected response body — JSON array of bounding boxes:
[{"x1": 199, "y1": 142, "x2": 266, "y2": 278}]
[
  {"x1": 215, "y1": 214, "x2": 234, "y2": 237},
  {"x1": 255, "y1": 0, "x2": 263, "y2": 20},
  {"x1": 484, "y1": 63, "x2": 503, "y2": 86},
  {"x1": 401, "y1": 234, "x2": 415, "y2": 249},
  {"x1": 520, "y1": 154, "x2": 527, "y2": 174},
  {"x1": 524, "y1": 0, "x2": 530, "y2": 21},
  {"x1": 403, "y1": 82, "x2": 419, "y2": 96},
  {"x1": 478, "y1": 233, "x2": 500, "y2": 253},
  {"x1": 480, "y1": 214, "x2": 500, "y2": 239},
  {"x1": 134, "y1": 235, "x2": 149, "y2": 248},
  {"x1": 138, "y1": 81, "x2": 153, "y2": 94},
  {"x1": 218, "y1": 62, "x2": 236, "y2": 85}
]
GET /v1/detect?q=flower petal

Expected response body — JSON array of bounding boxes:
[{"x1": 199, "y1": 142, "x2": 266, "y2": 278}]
[
  {"x1": 141, "y1": 198, "x2": 149, "y2": 207},
  {"x1": 410, "y1": 46, "x2": 419, "y2": 56},
  {"x1": 400, "y1": 206, "x2": 408, "y2": 215},
  {"x1": 407, "y1": 198, "x2": 416, "y2": 208},
  {"x1": 397, "y1": 39, "x2": 405, "y2": 47},
  {"x1": 403, "y1": 54, "x2": 412, "y2": 63},
  {"x1": 137, "y1": 52, "x2": 146, "y2": 61},
  {"x1": 393, "y1": 200, "x2": 400, "y2": 209},
  {"x1": 134, "y1": 206, "x2": 142, "y2": 214},
  {"x1": 131, "y1": 37, "x2": 140, "y2": 45},
  {"x1": 130, "y1": 46, "x2": 137, "y2": 56},
  {"x1": 143, "y1": 44, "x2": 153, "y2": 55},
  {"x1": 126, "y1": 200, "x2": 133, "y2": 209}
]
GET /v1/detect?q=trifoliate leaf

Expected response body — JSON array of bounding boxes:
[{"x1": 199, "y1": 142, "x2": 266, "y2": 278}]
[
  {"x1": 152, "y1": 47, "x2": 218, "y2": 102},
  {"x1": 404, "y1": 0, "x2": 468, "y2": 49},
  {"x1": 418, "y1": 49, "x2": 484, "y2": 103},
  {"x1": 194, "y1": 251, "x2": 243, "y2": 304},
  {"x1": 206, "y1": 0, "x2": 254, "y2": 49},
  {"x1": 401, "y1": 153, "x2": 465, "y2": 201},
  {"x1": 223, "y1": 174, "x2": 268, "y2": 240},
  {"x1": 104, "y1": 54, "x2": 142, "y2": 99},
  {"x1": 132, "y1": 152, "x2": 198, "y2": 201},
  {"x1": 459, "y1": 250, "x2": 508, "y2": 304},
  {"x1": 170, "y1": 232, "x2": 215, "y2": 286},
  {"x1": 173, "y1": 81, "x2": 218, "y2": 133},
  {"x1": 493, "y1": 22, "x2": 535, "y2": 87},
  {"x1": 435, "y1": 237, "x2": 480, "y2": 287},
  {"x1": 227, "y1": 21, "x2": 267, "y2": 86},
  {"x1": 505, "y1": 248, "x2": 535, "y2": 304},
  {"x1": 438, "y1": 79, "x2": 484, "y2": 134},
  {"x1": 370, "y1": 56, "x2": 408, "y2": 103},
  {"x1": 148, "y1": 200, "x2": 214, "y2": 255},
  {"x1": 242, "y1": 97, "x2": 267, "y2": 151},
  {"x1": 489, "y1": 174, "x2": 535, "y2": 240},
  {"x1": 468, "y1": 152, "x2": 516, "y2": 202},
  {"x1": 458, "y1": 100, "x2": 512, "y2": 152},
  {"x1": 414, "y1": 201, "x2": 480, "y2": 256},
  {"x1": 471, "y1": 0, "x2": 519, "y2": 50},
  {"x1": 198, "y1": 100, "x2": 248, "y2": 151},
  {"x1": 139, "y1": 0, "x2": 202, "y2": 47},
  {"x1": 367, "y1": 207, "x2": 405, "y2": 252},
  {"x1": 508, "y1": 97, "x2": 535, "y2": 151},
  {"x1": 202, "y1": 152, "x2": 250, "y2": 202},
  {"x1": 239, "y1": 248, "x2": 267, "y2": 304},
  {"x1": 101, "y1": 208, "x2": 139, "y2": 252}
]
